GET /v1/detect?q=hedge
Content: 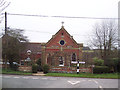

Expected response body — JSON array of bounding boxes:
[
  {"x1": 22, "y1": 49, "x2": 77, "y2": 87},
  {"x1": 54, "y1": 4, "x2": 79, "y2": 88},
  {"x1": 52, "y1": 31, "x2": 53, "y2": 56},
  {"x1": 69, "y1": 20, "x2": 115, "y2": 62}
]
[
  {"x1": 93, "y1": 66, "x2": 110, "y2": 74},
  {"x1": 32, "y1": 64, "x2": 38, "y2": 73},
  {"x1": 43, "y1": 64, "x2": 49, "y2": 74}
]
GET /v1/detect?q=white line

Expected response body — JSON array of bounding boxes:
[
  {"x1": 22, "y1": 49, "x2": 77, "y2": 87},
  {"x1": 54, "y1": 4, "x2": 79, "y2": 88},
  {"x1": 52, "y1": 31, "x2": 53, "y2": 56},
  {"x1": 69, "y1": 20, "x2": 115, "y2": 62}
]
[
  {"x1": 22, "y1": 77, "x2": 30, "y2": 79},
  {"x1": 88, "y1": 80, "x2": 92, "y2": 81},
  {"x1": 93, "y1": 80, "x2": 98, "y2": 84},
  {"x1": 98, "y1": 85, "x2": 103, "y2": 90},
  {"x1": 49, "y1": 78, "x2": 57, "y2": 80},
  {"x1": 4, "y1": 76, "x2": 11, "y2": 78},
  {"x1": 32, "y1": 77, "x2": 39, "y2": 79},
  {"x1": 95, "y1": 81, "x2": 98, "y2": 84},
  {"x1": 99, "y1": 85, "x2": 103, "y2": 88},
  {"x1": 13, "y1": 77, "x2": 20, "y2": 78},
  {"x1": 42, "y1": 78, "x2": 47, "y2": 80},
  {"x1": 81, "y1": 80, "x2": 86, "y2": 82},
  {"x1": 68, "y1": 81, "x2": 80, "y2": 85}
]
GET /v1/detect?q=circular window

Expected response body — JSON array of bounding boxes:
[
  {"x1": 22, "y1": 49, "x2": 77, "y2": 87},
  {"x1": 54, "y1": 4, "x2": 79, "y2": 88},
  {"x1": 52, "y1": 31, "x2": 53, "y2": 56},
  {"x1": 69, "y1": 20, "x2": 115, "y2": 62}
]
[{"x1": 60, "y1": 40, "x2": 65, "y2": 45}]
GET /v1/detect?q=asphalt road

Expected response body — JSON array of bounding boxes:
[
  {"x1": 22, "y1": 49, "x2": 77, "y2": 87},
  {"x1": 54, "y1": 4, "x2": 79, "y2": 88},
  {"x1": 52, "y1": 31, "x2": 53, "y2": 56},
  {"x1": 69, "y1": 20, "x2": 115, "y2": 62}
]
[{"x1": 1, "y1": 74, "x2": 118, "y2": 89}]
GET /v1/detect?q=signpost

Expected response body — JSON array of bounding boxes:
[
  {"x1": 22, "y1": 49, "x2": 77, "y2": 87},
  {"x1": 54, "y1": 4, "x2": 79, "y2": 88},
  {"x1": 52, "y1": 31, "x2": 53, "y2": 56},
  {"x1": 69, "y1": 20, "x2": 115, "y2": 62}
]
[{"x1": 71, "y1": 59, "x2": 85, "y2": 74}]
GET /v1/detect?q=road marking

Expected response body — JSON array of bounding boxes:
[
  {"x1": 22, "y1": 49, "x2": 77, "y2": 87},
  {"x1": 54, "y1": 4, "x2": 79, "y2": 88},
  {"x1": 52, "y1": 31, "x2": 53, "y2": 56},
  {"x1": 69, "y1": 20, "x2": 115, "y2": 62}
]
[
  {"x1": 93, "y1": 80, "x2": 98, "y2": 84},
  {"x1": 32, "y1": 77, "x2": 39, "y2": 79},
  {"x1": 68, "y1": 81, "x2": 80, "y2": 85},
  {"x1": 81, "y1": 80, "x2": 86, "y2": 82},
  {"x1": 98, "y1": 85, "x2": 103, "y2": 90},
  {"x1": 88, "y1": 80, "x2": 92, "y2": 81},
  {"x1": 49, "y1": 78, "x2": 57, "y2": 80},
  {"x1": 4, "y1": 76, "x2": 11, "y2": 78},
  {"x1": 98, "y1": 85, "x2": 102, "y2": 88},
  {"x1": 0, "y1": 76, "x2": 2, "y2": 78},
  {"x1": 42, "y1": 78, "x2": 47, "y2": 80},
  {"x1": 22, "y1": 77, "x2": 30, "y2": 79},
  {"x1": 13, "y1": 77, "x2": 20, "y2": 78}
]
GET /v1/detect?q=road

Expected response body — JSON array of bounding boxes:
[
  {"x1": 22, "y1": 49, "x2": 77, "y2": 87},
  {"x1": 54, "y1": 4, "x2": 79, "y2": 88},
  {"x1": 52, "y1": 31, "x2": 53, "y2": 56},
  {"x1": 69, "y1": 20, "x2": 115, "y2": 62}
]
[{"x1": 0, "y1": 74, "x2": 118, "y2": 89}]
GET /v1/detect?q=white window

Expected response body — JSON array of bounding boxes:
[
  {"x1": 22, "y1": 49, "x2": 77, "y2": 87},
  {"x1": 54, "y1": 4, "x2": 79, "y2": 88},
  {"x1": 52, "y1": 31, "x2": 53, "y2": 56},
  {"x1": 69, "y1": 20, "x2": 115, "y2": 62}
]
[
  {"x1": 59, "y1": 56, "x2": 64, "y2": 66},
  {"x1": 71, "y1": 53, "x2": 77, "y2": 63}
]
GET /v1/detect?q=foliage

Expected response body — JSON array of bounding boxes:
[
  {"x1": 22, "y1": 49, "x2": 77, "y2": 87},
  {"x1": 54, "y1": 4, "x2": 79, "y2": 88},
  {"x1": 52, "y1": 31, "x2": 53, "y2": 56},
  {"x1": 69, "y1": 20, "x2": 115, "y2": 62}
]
[
  {"x1": 93, "y1": 66, "x2": 110, "y2": 74},
  {"x1": 36, "y1": 58, "x2": 42, "y2": 71},
  {"x1": 43, "y1": 64, "x2": 49, "y2": 74},
  {"x1": 32, "y1": 64, "x2": 38, "y2": 73},
  {"x1": 46, "y1": 73, "x2": 119, "y2": 79},
  {"x1": 11, "y1": 64, "x2": 19, "y2": 71},
  {"x1": 89, "y1": 20, "x2": 118, "y2": 63},
  {"x1": 105, "y1": 58, "x2": 119, "y2": 72},
  {"x1": 2, "y1": 28, "x2": 28, "y2": 69},
  {"x1": 93, "y1": 57, "x2": 104, "y2": 66},
  {"x1": 2, "y1": 68, "x2": 32, "y2": 75}
]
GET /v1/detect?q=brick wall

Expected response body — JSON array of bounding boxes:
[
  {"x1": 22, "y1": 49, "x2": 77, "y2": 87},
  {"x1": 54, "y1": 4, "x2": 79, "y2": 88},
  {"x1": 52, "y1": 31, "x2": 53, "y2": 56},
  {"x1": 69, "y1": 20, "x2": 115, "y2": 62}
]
[
  {"x1": 18, "y1": 66, "x2": 32, "y2": 72},
  {"x1": 50, "y1": 66, "x2": 92, "y2": 73}
]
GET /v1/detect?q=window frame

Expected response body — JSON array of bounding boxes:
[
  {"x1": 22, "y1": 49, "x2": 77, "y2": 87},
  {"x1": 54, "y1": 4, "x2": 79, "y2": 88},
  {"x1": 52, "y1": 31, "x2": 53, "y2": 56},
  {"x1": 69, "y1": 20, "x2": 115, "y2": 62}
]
[
  {"x1": 71, "y1": 53, "x2": 77, "y2": 63},
  {"x1": 59, "y1": 56, "x2": 64, "y2": 66}
]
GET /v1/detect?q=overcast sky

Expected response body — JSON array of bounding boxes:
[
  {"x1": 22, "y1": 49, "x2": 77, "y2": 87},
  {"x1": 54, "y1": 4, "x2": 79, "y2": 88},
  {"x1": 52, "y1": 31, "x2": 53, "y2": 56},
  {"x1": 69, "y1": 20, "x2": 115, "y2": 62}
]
[{"x1": 0, "y1": 0, "x2": 119, "y2": 46}]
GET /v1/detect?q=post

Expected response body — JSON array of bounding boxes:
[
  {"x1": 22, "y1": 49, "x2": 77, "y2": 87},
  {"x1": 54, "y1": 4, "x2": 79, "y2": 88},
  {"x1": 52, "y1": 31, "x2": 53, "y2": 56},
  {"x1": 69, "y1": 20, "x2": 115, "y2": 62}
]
[
  {"x1": 5, "y1": 12, "x2": 7, "y2": 34},
  {"x1": 77, "y1": 60, "x2": 79, "y2": 74},
  {"x1": 5, "y1": 12, "x2": 7, "y2": 69}
]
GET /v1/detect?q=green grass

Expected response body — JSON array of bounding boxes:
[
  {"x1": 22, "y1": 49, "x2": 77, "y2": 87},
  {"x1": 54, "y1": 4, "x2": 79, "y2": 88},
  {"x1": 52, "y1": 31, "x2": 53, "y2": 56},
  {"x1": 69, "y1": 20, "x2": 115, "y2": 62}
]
[
  {"x1": 1, "y1": 69, "x2": 119, "y2": 79},
  {"x1": 1, "y1": 69, "x2": 32, "y2": 75},
  {"x1": 46, "y1": 73, "x2": 119, "y2": 79}
]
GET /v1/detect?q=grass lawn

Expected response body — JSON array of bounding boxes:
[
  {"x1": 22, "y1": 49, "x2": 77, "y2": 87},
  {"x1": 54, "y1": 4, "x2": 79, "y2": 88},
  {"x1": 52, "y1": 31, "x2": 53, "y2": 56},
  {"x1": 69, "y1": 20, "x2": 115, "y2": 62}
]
[
  {"x1": 1, "y1": 69, "x2": 32, "y2": 75},
  {"x1": 46, "y1": 73, "x2": 119, "y2": 79}
]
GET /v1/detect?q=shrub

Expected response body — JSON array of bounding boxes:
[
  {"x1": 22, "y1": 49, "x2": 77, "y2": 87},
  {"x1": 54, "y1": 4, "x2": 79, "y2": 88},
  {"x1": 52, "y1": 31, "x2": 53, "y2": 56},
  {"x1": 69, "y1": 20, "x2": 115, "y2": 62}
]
[
  {"x1": 105, "y1": 58, "x2": 119, "y2": 72},
  {"x1": 32, "y1": 64, "x2": 38, "y2": 73},
  {"x1": 93, "y1": 66, "x2": 110, "y2": 74},
  {"x1": 43, "y1": 64, "x2": 49, "y2": 74},
  {"x1": 93, "y1": 57, "x2": 104, "y2": 66},
  {"x1": 12, "y1": 64, "x2": 19, "y2": 71},
  {"x1": 36, "y1": 58, "x2": 43, "y2": 71}
]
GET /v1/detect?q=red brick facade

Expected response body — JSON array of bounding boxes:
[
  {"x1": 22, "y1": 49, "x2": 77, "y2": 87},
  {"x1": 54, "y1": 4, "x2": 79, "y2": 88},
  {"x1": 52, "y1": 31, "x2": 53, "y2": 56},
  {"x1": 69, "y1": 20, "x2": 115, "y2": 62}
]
[
  {"x1": 18, "y1": 26, "x2": 92, "y2": 73},
  {"x1": 41, "y1": 26, "x2": 83, "y2": 72}
]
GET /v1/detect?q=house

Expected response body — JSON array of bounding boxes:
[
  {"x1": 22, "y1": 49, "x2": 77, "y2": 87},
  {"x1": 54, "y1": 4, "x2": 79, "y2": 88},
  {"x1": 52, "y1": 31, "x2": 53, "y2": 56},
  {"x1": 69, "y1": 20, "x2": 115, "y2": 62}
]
[{"x1": 19, "y1": 25, "x2": 92, "y2": 73}]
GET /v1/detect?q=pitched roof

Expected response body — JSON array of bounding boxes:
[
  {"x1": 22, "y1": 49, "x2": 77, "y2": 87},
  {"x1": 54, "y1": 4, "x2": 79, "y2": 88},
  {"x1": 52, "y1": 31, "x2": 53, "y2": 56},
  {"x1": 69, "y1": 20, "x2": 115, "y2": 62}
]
[
  {"x1": 46, "y1": 26, "x2": 78, "y2": 46},
  {"x1": 22, "y1": 42, "x2": 43, "y2": 53},
  {"x1": 83, "y1": 47, "x2": 90, "y2": 50}
]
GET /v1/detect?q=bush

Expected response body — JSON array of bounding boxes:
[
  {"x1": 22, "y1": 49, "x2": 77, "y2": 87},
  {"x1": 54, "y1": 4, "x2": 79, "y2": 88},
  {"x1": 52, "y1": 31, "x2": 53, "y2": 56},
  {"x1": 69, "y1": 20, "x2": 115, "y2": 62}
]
[
  {"x1": 93, "y1": 66, "x2": 110, "y2": 74},
  {"x1": 12, "y1": 64, "x2": 19, "y2": 71},
  {"x1": 36, "y1": 58, "x2": 43, "y2": 71},
  {"x1": 32, "y1": 64, "x2": 38, "y2": 73},
  {"x1": 93, "y1": 57, "x2": 104, "y2": 66},
  {"x1": 105, "y1": 58, "x2": 119, "y2": 72},
  {"x1": 43, "y1": 64, "x2": 49, "y2": 74}
]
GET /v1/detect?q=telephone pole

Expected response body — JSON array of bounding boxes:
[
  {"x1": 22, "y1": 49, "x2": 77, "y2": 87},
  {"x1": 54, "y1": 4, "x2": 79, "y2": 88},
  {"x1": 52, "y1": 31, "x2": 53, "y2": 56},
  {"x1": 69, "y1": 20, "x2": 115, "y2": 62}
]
[
  {"x1": 5, "y1": 12, "x2": 7, "y2": 34},
  {"x1": 5, "y1": 12, "x2": 7, "y2": 69}
]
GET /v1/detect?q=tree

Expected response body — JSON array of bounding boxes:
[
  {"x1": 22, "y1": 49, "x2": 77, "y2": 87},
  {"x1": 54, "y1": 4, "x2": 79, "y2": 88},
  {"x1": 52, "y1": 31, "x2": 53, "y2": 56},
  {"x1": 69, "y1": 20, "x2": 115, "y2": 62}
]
[
  {"x1": 90, "y1": 20, "x2": 118, "y2": 65},
  {"x1": 2, "y1": 27, "x2": 28, "y2": 69}
]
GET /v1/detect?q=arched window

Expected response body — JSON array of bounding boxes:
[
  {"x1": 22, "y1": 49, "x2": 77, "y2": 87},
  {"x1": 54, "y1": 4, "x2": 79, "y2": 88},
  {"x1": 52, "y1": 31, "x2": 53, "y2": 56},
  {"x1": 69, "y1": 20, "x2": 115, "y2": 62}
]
[
  {"x1": 59, "y1": 56, "x2": 64, "y2": 66},
  {"x1": 72, "y1": 53, "x2": 76, "y2": 61}
]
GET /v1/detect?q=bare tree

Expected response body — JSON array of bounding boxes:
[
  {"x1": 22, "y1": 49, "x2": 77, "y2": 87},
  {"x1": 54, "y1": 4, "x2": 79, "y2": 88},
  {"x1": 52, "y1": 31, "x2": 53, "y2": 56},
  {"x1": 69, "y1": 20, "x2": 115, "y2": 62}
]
[
  {"x1": 0, "y1": 0, "x2": 10, "y2": 23},
  {"x1": 89, "y1": 20, "x2": 118, "y2": 65}
]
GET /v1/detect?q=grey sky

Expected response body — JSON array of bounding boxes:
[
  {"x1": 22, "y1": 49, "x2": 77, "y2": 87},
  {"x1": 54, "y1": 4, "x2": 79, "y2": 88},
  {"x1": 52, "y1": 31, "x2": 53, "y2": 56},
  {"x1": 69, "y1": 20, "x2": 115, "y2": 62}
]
[{"x1": 0, "y1": 0, "x2": 119, "y2": 46}]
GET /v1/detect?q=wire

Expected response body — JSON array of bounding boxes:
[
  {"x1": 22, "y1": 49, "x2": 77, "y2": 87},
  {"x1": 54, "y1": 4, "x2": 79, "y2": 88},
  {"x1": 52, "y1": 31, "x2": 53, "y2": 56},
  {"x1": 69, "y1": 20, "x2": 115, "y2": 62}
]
[
  {"x1": 0, "y1": 13, "x2": 119, "y2": 20},
  {"x1": 26, "y1": 30, "x2": 94, "y2": 37}
]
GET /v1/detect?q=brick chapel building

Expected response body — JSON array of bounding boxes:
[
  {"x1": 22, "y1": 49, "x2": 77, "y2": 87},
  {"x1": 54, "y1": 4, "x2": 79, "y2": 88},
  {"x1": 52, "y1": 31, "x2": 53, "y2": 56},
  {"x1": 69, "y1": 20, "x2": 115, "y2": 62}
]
[
  {"x1": 42, "y1": 25, "x2": 83, "y2": 66},
  {"x1": 19, "y1": 25, "x2": 92, "y2": 73}
]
